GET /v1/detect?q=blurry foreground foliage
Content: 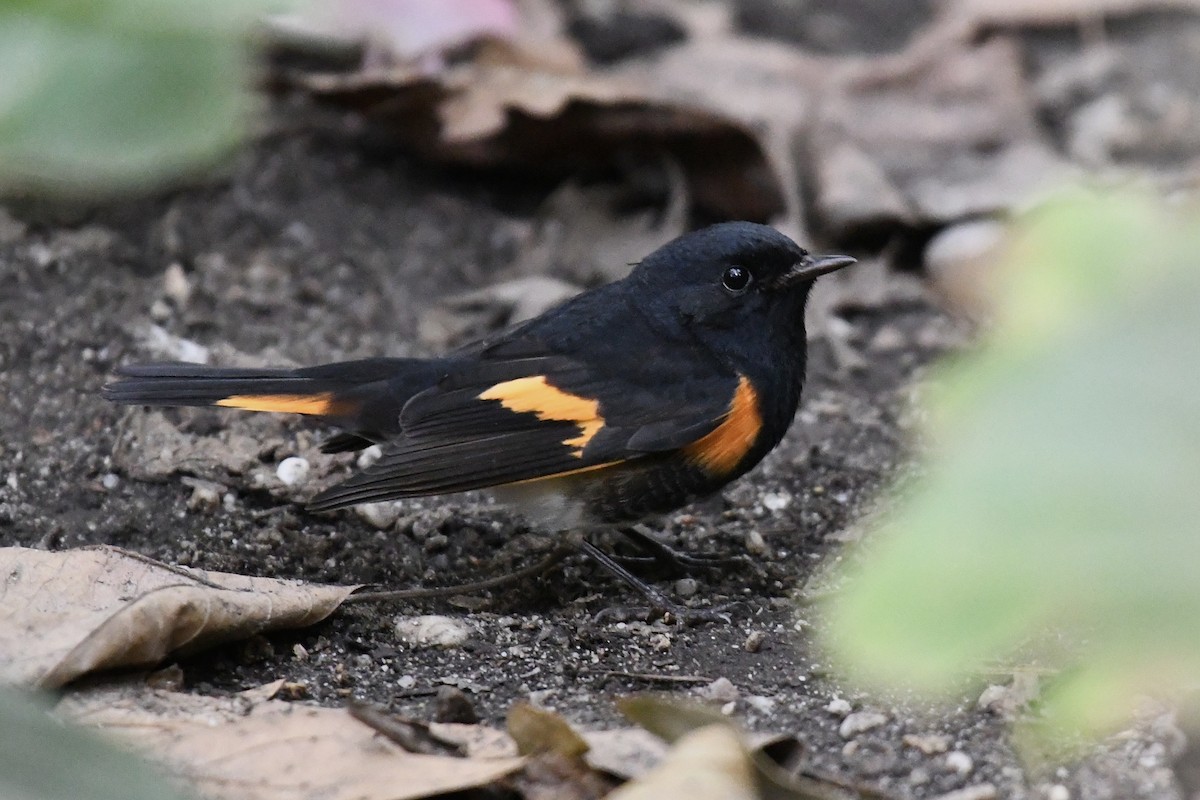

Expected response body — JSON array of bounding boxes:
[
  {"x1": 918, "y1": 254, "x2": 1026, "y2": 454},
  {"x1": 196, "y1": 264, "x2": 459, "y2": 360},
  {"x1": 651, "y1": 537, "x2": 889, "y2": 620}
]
[
  {"x1": 824, "y1": 190, "x2": 1200, "y2": 750},
  {"x1": 0, "y1": 1, "x2": 272, "y2": 794},
  {"x1": 0, "y1": 0, "x2": 272, "y2": 196},
  {"x1": 0, "y1": 687, "x2": 191, "y2": 800}
]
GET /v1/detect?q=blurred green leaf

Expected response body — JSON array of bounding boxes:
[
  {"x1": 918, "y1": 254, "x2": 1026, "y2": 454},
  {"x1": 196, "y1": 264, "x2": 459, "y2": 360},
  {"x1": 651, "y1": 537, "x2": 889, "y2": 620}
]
[
  {"x1": 0, "y1": 0, "x2": 273, "y2": 196},
  {"x1": 823, "y1": 190, "x2": 1200, "y2": 746},
  {"x1": 0, "y1": 686, "x2": 192, "y2": 800}
]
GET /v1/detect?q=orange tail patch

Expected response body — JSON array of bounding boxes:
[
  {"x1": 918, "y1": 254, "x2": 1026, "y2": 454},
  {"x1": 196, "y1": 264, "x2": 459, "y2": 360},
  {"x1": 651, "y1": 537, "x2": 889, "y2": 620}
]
[{"x1": 215, "y1": 392, "x2": 348, "y2": 416}]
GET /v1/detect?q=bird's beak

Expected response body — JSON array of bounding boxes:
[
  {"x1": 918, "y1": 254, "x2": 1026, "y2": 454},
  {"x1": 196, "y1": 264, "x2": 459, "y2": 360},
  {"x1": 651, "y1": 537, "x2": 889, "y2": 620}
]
[{"x1": 788, "y1": 253, "x2": 856, "y2": 284}]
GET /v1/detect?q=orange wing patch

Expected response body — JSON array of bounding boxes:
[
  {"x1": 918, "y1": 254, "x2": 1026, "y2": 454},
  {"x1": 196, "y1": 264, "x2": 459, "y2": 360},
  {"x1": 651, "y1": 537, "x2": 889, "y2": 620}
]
[
  {"x1": 478, "y1": 376, "x2": 604, "y2": 457},
  {"x1": 684, "y1": 376, "x2": 762, "y2": 474},
  {"x1": 216, "y1": 392, "x2": 347, "y2": 416}
]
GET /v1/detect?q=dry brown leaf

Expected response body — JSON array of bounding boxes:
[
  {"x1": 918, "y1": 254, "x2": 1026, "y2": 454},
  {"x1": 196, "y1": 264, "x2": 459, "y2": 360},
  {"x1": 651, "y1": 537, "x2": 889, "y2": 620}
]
[
  {"x1": 429, "y1": 720, "x2": 520, "y2": 758},
  {"x1": 508, "y1": 702, "x2": 591, "y2": 758},
  {"x1": 427, "y1": 722, "x2": 670, "y2": 779},
  {"x1": 810, "y1": 38, "x2": 1074, "y2": 235},
  {"x1": 605, "y1": 724, "x2": 757, "y2": 800},
  {"x1": 581, "y1": 728, "x2": 668, "y2": 780},
  {"x1": 509, "y1": 171, "x2": 689, "y2": 285},
  {"x1": 619, "y1": 35, "x2": 830, "y2": 237},
  {"x1": 57, "y1": 682, "x2": 525, "y2": 800},
  {"x1": 291, "y1": 57, "x2": 784, "y2": 221},
  {"x1": 0, "y1": 546, "x2": 355, "y2": 688}
]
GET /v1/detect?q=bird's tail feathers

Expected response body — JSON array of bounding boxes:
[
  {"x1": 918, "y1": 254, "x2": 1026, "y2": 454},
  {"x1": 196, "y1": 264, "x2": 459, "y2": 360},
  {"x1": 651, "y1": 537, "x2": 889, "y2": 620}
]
[{"x1": 101, "y1": 358, "x2": 413, "y2": 418}]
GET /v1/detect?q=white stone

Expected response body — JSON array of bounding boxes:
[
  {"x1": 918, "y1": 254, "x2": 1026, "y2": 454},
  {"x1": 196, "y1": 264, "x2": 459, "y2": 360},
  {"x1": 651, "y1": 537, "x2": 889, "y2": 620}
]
[
  {"x1": 945, "y1": 750, "x2": 974, "y2": 775},
  {"x1": 762, "y1": 491, "x2": 791, "y2": 512},
  {"x1": 394, "y1": 615, "x2": 472, "y2": 648},
  {"x1": 697, "y1": 676, "x2": 739, "y2": 703},
  {"x1": 356, "y1": 444, "x2": 384, "y2": 470},
  {"x1": 162, "y1": 262, "x2": 192, "y2": 307},
  {"x1": 356, "y1": 502, "x2": 400, "y2": 530},
  {"x1": 903, "y1": 732, "x2": 951, "y2": 754},
  {"x1": 1047, "y1": 785, "x2": 1070, "y2": 800},
  {"x1": 825, "y1": 697, "x2": 853, "y2": 716},
  {"x1": 839, "y1": 711, "x2": 888, "y2": 738},
  {"x1": 276, "y1": 457, "x2": 310, "y2": 486}
]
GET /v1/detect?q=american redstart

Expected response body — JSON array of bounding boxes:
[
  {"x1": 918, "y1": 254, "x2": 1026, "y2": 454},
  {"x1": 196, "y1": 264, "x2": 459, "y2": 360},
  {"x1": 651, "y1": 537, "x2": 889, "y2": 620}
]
[{"x1": 104, "y1": 222, "x2": 854, "y2": 612}]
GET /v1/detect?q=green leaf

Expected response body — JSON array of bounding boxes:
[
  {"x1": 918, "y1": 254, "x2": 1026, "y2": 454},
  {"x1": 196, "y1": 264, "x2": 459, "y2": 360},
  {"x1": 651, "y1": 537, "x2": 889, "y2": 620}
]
[
  {"x1": 822, "y1": 190, "x2": 1200, "y2": 747},
  {"x1": 0, "y1": 687, "x2": 193, "y2": 800},
  {"x1": 0, "y1": 0, "x2": 273, "y2": 196}
]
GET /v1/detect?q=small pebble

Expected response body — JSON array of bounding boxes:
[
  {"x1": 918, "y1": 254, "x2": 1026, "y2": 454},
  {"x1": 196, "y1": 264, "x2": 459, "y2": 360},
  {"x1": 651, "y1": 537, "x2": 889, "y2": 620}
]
[
  {"x1": 292, "y1": 643, "x2": 309, "y2": 662},
  {"x1": 825, "y1": 697, "x2": 852, "y2": 716},
  {"x1": 744, "y1": 695, "x2": 776, "y2": 714},
  {"x1": 356, "y1": 444, "x2": 383, "y2": 470},
  {"x1": 674, "y1": 577, "x2": 699, "y2": 597},
  {"x1": 697, "y1": 676, "x2": 739, "y2": 704},
  {"x1": 930, "y1": 785, "x2": 995, "y2": 800},
  {"x1": 394, "y1": 615, "x2": 472, "y2": 649},
  {"x1": 945, "y1": 750, "x2": 974, "y2": 775},
  {"x1": 356, "y1": 502, "x2": 400, "y2": 530},
  {"x1": 839, "y1": 710, "x2": 888, "y2": 738},
  {"x1": 909, "y1": 767, "x2": 931, "y2": 786},
  {"x1": 762, "y1": 491, "x2": 791, "y2": 512},
  {"x1": 276, "y1": 457, "x2": 310, "y2": 487},
  {"x1": 100, "y1": 473, "x2": 119, "y2": 490},
  {"x1": 149, "y1": 299, "x2": 172, "y2": 321},
  {"x1": 924, "y1": 218, "x2": 1007, "y2": 321},
  {"x1": 187, "y1": 482, "x2": 222, "y2": 512},
  {"x1": 720, "y1": 701, "x2": 736, "y2": 716},
  {"x1": 397, "y1": 674, "x2": 416, "y2": 689},
  {"x1": 903, "y1": 733, "x2": 951, "y2": 754},
  {"x1": 1046, "y1": 785, "x2": 1070, "y2": 800},
  {"x1": 744, "y1": 529, "x2": 768, "y2": 555},
  {"x1": 162, "y1": 262, "x2": 192, "y2": 307},
  {"x1": 869, "y1": 325, "x2": 907, "y2": 352},
  {"x1": 744, "y1": 630, "x2": 767, "y2": 653}
]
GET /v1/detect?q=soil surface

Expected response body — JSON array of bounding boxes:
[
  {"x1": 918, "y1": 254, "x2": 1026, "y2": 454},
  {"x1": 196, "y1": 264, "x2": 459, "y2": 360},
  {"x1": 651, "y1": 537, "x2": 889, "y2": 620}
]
[{"x1": 0, "y1": 106, "x2": 1184, "y2": 799}]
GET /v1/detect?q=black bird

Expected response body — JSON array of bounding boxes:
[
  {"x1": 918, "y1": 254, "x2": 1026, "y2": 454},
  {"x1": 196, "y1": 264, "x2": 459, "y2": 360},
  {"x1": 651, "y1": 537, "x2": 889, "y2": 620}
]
[{"x1": 104, "y1": 222, "x2": 854, "y2": 614}]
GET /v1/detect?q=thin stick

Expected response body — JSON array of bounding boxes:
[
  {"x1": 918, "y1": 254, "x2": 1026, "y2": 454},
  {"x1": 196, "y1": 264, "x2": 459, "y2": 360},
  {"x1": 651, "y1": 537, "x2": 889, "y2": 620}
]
[{"x1": 343, "y1": 543, "x2": 573, "y2": 604}]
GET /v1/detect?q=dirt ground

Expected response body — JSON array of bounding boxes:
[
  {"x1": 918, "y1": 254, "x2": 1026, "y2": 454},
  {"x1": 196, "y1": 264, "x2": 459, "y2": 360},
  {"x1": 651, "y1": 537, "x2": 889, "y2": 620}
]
[{"x1": 0, "y1": 102, "x2": 1187, "y2": 799}]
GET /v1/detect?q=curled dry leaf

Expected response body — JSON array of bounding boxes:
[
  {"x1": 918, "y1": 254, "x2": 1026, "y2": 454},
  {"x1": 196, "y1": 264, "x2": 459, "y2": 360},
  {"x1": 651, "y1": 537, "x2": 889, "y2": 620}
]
[
  {"x1": 620, "y1": 695, "x2": 861, "y2": 800},
  {"x1": 0, "y1": 546, "x2": 355, "y2": 688},
  {"x1": 507, "y1": 702, "x2": 591, "y2": 758},
  {"x1": 428, "y1": 721, "x2": 669, "y2": 780},
  {"x1": 810, "y1": 38, "x2": 1074, "y2": 237},
  {"x1": 605, "y1": 724, "x2": 757, "y2": 800},
  {"x1": 290, "y1": 59, "x2": 784, "y2": 221},
  {"x1": 617, "y1": 35, "x2": 829, "y2": 238},
  {"x1": 510, "y1": 170, "x2": 690, "y2": 285},
  {"x1": 57, "y1": 683, "x2": 525, "y2": 800}
]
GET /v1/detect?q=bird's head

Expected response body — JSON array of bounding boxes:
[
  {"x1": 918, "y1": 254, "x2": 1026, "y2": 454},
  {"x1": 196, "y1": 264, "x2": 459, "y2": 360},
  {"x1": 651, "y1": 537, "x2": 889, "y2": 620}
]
[{"x1": 632, "y1": 222, "x2": 855, "y2": 346}]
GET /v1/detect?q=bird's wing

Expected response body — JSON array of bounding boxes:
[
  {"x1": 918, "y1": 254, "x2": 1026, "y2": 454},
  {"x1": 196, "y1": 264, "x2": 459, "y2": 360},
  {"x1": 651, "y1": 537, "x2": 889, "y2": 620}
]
[{"x1": 307, "y1": 352, "x2": 762, "y2": 510}]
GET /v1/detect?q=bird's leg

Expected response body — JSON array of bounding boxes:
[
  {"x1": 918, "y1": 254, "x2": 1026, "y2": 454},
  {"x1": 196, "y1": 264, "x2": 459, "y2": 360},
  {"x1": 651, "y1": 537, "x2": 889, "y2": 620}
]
[
  {"x1": 617, "y1": 523, "x2": 743, "y2": 571},
  {"x1": 577, "y1": 540, "x2": 731, "y2": 625}
]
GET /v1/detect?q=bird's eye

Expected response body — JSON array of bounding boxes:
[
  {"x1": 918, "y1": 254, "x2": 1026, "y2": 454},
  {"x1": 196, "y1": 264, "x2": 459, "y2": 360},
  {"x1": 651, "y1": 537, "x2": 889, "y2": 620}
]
[{"x1": 721, "y1": 265, "x2": 752, "y2": 294}]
